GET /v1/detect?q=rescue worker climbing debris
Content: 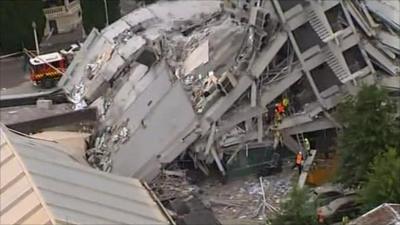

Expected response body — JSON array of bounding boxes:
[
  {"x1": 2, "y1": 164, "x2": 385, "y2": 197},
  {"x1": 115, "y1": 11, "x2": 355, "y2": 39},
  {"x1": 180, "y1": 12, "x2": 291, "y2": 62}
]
[
  {"x1": 274, "y1": 97, "x2": 289, "y2": 125},
  {"x1": 275, "y1": 102, "x2": 285, "y2": 116},
  {"x1": 272, "y1": 97, "x2": 290, "y2": 148},
  {"x1": 274, "y1": 111, "x2": 282, "y2": 125},
  {"x1": 274, "y1": 102, "x2": 285, "y2": 125},
  {"x1": 273, "y1": 128, "x2": 283, "y2": 148}
]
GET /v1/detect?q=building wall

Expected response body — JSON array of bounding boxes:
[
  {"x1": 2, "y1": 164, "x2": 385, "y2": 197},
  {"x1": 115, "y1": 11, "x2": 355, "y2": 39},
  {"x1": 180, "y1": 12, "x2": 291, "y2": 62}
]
[{"x1": 43, "y1": 0, "x2": 82, "y2": 35}]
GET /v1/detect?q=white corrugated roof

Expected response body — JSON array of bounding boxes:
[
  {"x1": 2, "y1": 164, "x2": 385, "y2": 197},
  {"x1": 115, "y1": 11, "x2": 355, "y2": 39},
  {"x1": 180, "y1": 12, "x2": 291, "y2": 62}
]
[{"x1": 0, "y1": 124, "x2": 171, "y2": 225}]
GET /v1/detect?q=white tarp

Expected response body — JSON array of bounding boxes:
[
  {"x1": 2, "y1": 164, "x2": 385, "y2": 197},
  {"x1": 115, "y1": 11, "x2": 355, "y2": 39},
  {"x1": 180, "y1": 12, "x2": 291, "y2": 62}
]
[
  {"x1": 183, "y1": 40, "x2": 209, "y2": 76},
  {"x1": 31, "y1": 131, "x2": 90, "y2": 165}
]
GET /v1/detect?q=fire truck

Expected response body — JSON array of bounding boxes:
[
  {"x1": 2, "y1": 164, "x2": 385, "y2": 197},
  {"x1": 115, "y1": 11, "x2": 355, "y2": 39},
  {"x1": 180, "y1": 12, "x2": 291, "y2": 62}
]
[
  {"x1": 28, "y1": 44, "x2": 80, "y2": 88},
  {"x1": 29, "y1": 52, "x2": 67, "y2": 88}
]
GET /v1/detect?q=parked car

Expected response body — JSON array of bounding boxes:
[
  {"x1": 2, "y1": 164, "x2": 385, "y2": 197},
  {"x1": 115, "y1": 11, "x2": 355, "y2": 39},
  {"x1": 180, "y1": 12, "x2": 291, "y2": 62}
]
[
  {"x1": 311, "y1": 184, "x2": 357, "y2": 206},
  {"x1": 317, "y1": 195, "x2": 361, "y2": 224},
  {"x1": 60, "y1": 43, "x2": 81, "y2": 55},
  {"x1": 312, "y1": 184, "x2": 345, "y2": 206}
]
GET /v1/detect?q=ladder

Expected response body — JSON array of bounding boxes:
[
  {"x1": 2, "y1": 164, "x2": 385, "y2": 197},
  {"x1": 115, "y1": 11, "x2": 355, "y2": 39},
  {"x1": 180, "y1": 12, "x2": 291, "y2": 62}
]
[
  {"x1": 295, "y1": 132, "x2": 306, "y2": 154},
  {"x1": 287, "y1": 104, "x2": 306, "y2": 153}
]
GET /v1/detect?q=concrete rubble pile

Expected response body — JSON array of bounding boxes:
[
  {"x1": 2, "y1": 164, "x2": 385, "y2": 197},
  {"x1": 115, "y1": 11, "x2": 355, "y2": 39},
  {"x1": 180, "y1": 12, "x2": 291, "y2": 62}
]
[
  {"x1": 199, "y1": 171, "x2": 294, "y2": 222},
  {"x1": 150, "y1": 161, "x2": 295, "y2": 222},
  {"x1": 58, "y1": 0, "x2": 399, "y2": 181}
]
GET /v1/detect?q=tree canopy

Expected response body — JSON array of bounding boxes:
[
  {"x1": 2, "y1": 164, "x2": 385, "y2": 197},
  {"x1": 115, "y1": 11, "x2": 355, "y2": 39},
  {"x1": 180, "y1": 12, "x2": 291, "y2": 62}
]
[
  {"x1": 359, "y1": 148, "x2": 400, "y2": 211},
  {"x1": 270, "y1": 187, "x2": 318, "y2": 225},
  {"x1": 0, "y1": 0, "x2": 45, "y2": 54},
  {"x1": 336, "y1": 85, "x2": 400, "y2": 187},
  {"x1": 81, "y1": 0, "x2": 121, "y2": 34}
]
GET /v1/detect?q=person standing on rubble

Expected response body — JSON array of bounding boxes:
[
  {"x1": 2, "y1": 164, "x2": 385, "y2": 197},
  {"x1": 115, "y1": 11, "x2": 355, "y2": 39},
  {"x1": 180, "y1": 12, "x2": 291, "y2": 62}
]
[
  {"x1": 282, "y1": 97, "x2": 289, "y2": 109},
  {"x1": 293, "y1": 151, "x2": 304, "y2": 175},
  {"x1": 304, "y1": 138, "x2": 311, "y2": 156}
]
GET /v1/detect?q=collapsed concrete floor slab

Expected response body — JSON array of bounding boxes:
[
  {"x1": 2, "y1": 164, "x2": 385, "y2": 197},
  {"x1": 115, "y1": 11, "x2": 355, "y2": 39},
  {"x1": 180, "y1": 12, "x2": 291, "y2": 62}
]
[{"x1": 57, "y1": 0, "x2": 399, "y2": 181}]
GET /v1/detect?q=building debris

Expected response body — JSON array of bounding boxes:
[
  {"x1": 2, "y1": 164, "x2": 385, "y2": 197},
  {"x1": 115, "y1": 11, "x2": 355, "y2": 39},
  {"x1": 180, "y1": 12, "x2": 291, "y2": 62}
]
[
  {"x1": 198, "y1": 162, "x2": 294, "y2": 223},
  {"x1": 150, "y1": 158, "x2": 294, "y2": 224},
  {"x1": 56, "y1": 0, "x2": 399, "y2": 184},
  {"x1": 1, "y1": 1, "x2": 399, "y2": 225},
  {"x1": 0, "y1": 103, "x2": 97, "y2": 134},
  {"x1": 30, "y1": 131, "x2": 91, "y2": 165}
]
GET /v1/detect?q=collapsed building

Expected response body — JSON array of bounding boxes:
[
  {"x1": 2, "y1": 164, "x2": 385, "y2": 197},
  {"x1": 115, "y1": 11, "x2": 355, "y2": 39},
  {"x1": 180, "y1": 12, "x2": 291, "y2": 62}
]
[{"x1": 57, "y1": 0, "x2": 399, "y2": 181}]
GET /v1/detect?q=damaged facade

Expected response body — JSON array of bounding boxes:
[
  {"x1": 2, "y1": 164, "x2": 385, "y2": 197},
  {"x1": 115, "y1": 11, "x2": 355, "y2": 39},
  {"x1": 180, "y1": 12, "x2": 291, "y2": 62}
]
[{"x1": 56, "y1": 0, "x2": 399, "y2": 181}]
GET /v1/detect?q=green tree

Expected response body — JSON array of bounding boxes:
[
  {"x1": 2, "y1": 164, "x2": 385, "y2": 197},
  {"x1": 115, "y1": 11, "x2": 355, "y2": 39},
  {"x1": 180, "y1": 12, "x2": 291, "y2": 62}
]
[
  {"x1": 359, "y1": 148, "x2": 400, "y2": 211},
  {"x1": 336, "y1": 85, "x2": 400, "y2": 187},
  {"x1": 0, "y1": 0, "x2": 45, "y2": 54},
  {"x1": 81, "y1": 0, "x2": 121, "y2": 34},
  {"x1": 270, "y1": 187, "x2": 318, "y2": 225}
]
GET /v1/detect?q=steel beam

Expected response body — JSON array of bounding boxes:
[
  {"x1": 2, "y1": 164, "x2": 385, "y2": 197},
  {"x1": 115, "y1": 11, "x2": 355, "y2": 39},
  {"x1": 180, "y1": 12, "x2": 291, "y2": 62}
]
[
  {"x1": 6, "y1": 107, "x2": 98, "y2": 134},
  {"x1": 298, "y1": 149, "x2": 317, "y2": 188},
  {"x1": 0, "y1": 89, "x2": 66, "y2": 108},
  {"x1": 257, "y1": 113, "x2": 263, "y2": 143},
  {"x1": 205, "y1": 122, "x2": 217, "y2": 155},
  {"x1": 251, "y1": 81, "x2": 257, "y2": 107},
  {"x1": 283, "y1": 117, "x2": 335, "y2": 135},
  {"x1": 260, "y1": 67, "x2": 303, "y2": 107},
  {"x1": 281, "y1": 131, "x2": 302, "y2": 154},
  {"x1": 363, "y1": 41, "x2": 399, "y2": 76},
  {"x1": 202, "y1": 32, "x2": 288, "y2": 132},
  {"x1": 277, "y1": 102, "x2": 323, "y2": 130}
]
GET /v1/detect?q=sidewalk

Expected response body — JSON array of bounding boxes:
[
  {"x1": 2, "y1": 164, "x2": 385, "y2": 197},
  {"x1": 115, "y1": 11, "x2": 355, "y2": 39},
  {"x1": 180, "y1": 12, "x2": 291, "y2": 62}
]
[{"x1": 0, "y1": 56, "x2": 29, "y2": 89}]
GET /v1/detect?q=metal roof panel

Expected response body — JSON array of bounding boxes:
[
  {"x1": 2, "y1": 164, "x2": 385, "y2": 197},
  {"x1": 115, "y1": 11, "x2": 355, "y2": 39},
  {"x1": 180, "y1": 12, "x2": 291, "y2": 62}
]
[{"x1": 0, "y1": 125, "x2": 170, "y2": 225}]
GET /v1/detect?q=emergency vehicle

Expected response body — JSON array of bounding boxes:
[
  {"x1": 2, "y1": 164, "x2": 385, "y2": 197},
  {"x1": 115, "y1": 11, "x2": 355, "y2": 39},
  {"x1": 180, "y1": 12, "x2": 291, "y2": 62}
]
[
  {"x1": 29, "y1": 52, "x2": 66, "y2": 88},
  {"x1": 28, "y1": 43, "x2": 80, "y2": 88}
]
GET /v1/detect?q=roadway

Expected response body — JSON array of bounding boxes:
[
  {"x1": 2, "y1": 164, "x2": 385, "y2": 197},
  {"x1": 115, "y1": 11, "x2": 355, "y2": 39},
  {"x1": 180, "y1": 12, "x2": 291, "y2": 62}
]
[
  {"x1": 0, "y1": 56, "x2": 58, "y2": 99},
  {"x1": 0, "y1": 56, "x2": 29, "y2": 89}
]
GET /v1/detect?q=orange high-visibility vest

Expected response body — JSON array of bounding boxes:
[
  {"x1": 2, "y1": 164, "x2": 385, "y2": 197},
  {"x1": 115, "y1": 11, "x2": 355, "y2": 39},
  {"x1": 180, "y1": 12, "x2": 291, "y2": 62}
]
[
  {"x1": 275, "y1": 103, "x2": 285, "y2": 113},
  {"x1": 296, "y1": 153, "x2": 303, "y2": 165}
]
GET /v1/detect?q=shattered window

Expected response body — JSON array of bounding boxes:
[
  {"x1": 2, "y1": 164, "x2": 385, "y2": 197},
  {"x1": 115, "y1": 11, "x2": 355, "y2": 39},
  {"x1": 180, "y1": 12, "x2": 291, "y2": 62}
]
[
  {"x1": 325, "y1": 4, "x2": 349, "y2": 33},
  {"x1": 292, "y1": 22, "x2": 324, "y2": 53},
  {"x1": 310, "y1": 63, "x2": 341, "y2": 92},
  {"x1": 136, "y1": 49, "x2": 157, "y2": 67},
  {"x1": 343, "y1": 46, "x2": 367, "y2": 74}
]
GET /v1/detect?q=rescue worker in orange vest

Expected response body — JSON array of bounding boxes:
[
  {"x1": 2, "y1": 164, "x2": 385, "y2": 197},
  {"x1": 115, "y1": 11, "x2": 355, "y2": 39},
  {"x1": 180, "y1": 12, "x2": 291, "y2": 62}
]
[
  {"x1": 275, "y1": 103, "x2": 285, "y2": 124},
  {"x1": 294, "y1": 151, "x2": 304, "y2": 175},
  {"x1": 275, "y1": 102, "x2": 285, "y2": 115}
]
